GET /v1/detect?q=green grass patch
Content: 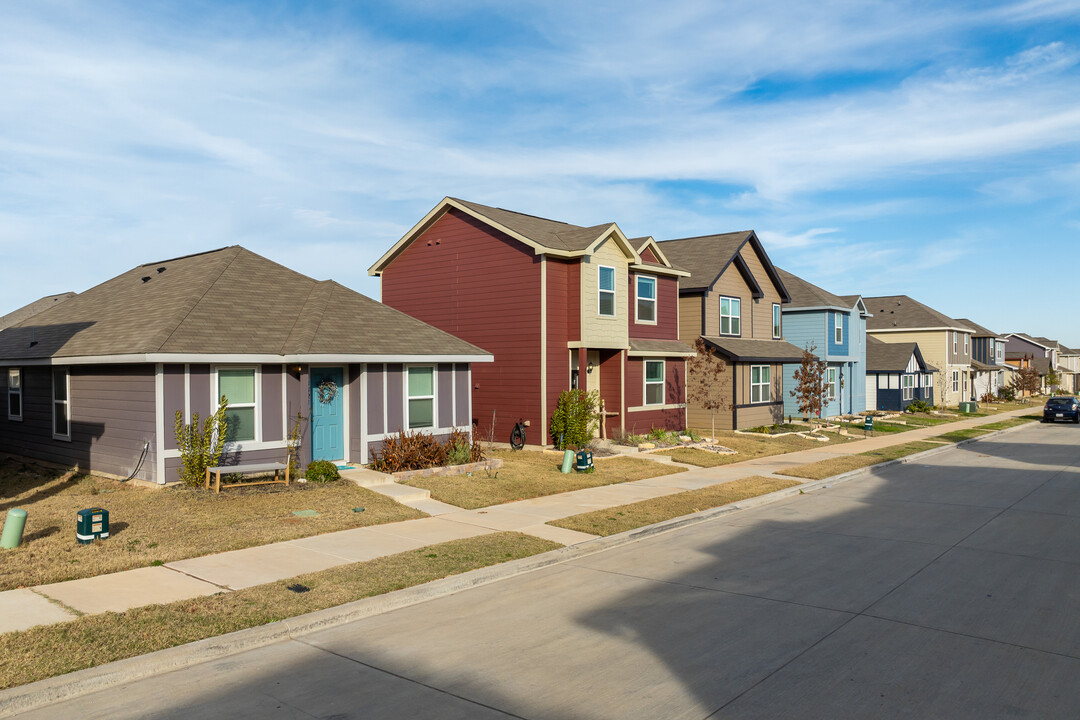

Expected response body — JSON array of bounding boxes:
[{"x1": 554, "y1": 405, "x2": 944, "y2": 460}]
[
  {"x1": 657, "y1": 447, "x2": 739, "y2": 467},
  {"x1": 777, "y1": 441, "x2": 946, "y2": 481},
  {"x1": 549, "y1": 476, "x2": 799, "y2": 536},
  {"x1": 0, "y1": 532, "x2": 559, "y2": 689},
  {"x1": 932, "y1": 428, "x2": 994, "y2": 443},
  {"x1": 400, "y1": 450, "x2": 685, "y2": 509}
]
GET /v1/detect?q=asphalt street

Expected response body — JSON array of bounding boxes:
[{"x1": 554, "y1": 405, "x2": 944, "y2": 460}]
[{"x1": 16, "y1": 422, "x2": 1080, "y2": 719}]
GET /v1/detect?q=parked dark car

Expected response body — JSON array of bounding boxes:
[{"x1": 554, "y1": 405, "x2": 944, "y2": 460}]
[{"x1": 1043, "y1": 396, "x2": 1080, "y2": 423}]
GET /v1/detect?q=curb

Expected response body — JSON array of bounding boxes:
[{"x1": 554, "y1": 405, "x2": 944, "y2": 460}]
[{"x1": 0, "y1": 417, "x2": 1036, "y2": 716}]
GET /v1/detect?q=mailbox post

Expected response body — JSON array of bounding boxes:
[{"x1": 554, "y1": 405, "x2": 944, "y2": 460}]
[{"x1": 864, "y1": 415, "x2": 874, "y2": 437}]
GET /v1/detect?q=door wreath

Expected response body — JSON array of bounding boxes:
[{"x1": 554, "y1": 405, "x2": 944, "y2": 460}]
[{"x1": 316, "y1": 379, "x2": 338, "y2": 404}]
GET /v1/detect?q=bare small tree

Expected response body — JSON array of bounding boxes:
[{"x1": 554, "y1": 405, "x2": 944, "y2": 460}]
[
  {"x1": 790, "y1": 343, "x2": 828, "y2": 426},
  {"x1": 686, "y1": 337, "x2": 732, "y2": 441},
  {"x1": 1009, "y1": 356, "x2": 1042, "y2": 398}
]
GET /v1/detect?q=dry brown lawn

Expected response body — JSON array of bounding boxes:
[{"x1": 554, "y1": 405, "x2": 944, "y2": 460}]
[
  {"x1": 662, "y1": 431, "x2": 854, "y2": 467},
  {"x1": 0, "y1": 532, "x2": 559, "y2": 689},
  {"x1": 549, "y1": 475, "x2": 800, "y2": 536},
  {"x1": 399, "y1": 450, "x2": 686, "y2": 509},
  {"x1": 776, "y1": 441, "x2": 947, "y2": 480},
  {"x1": 0, "y1": 458, "x2": 424, "y2": 590}
]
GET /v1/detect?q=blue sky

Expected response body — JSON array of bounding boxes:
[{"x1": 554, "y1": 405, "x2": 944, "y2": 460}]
[{"x1": 2, "y1": 1, "x2": 1080, "y2": 345}]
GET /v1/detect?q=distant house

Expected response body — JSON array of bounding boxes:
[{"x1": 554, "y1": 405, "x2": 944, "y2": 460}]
[
  {"x1": 370, "y1": 198, "x2": 695, "y2": 444},
  {"x1": 0, "y1": 246, "x2": 490, "y2": 484},
  {"x1": 865, "y1": 337, "x2": 936, "y2": 411},
  {"x1": 864, "y1": 296, "x2": 973, "y2": 407},
  {"x1": 775, "y1": 268, "x2": 868, "y2": 419},
  {"x1": 956, "y1": 319, "x2": 1007, "y2": 401},
  {"x1": 657, "y1": 231, "x2": 803, "y2": 430},
  {"x1": 1004, "y1": 333, "x2": 1058, "y2": 393}
]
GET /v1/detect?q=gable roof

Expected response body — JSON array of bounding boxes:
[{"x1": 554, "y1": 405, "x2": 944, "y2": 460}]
[
  {"x1": 656, "y1": 231, "x2": 791, "y2": 302},
  {"x1": 630, "y1": 237, "x2": 690, "y2": 277},
  {"x1": 864, "y1": 296, "x2": 973, "y2": 333},
  {"x1": 0, "y1": 292, "x2": 77, "y2": 331},
  {"x1": 0, "y1": 246, "x2": 490, "y2": 364},
  {"x1": 955, "y1": 318, "x2": 1002, "y2": 338},
  {"x1": 369, "y1": 197, "x2": 640, "y2": 275},
  {"x1": 1005, "y1": 332, "x2": 1052, "y2": 351},
  {"x1": 866, "y1": 336, "x2": 937, "y2": 373},
  {"x1": 775, "y1": 268, "x2": 849, "y2": 310}
]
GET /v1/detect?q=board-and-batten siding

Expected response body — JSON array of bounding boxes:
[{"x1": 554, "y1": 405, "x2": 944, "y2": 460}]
[
  {"x1": 381, "y1": 208, "x2": 541, "y2": 444},
  {"x1": 0, "y1": 364, "x2": 156, "y2": 482}
]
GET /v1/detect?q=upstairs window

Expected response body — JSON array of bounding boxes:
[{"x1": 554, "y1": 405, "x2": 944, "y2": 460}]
[
  {"x1": 636, "y1": 276, "x2": 656, "y2": 324},
  {"x1": 834, "y1": 313, "x2": 843, "y2": 344},
  {"x1": 720, "y1": 297, "x2": 741, "y2": 335},
  {"x1": 218, "y1": 368, "x2": 257, "y2": 442},
  {"x1": 52, "y1": 367, "x2": 70, "y2": 440},
  {"x1": 645, "y1": 360, "x2": 665, "y2": 405},
  {"x1": 953, "y1": 332, "x2": 957, "y2": 355},
  {"x1": 964, "y1": 334, "x2": 969, "y2": 356},
  {"x1": 598, "y1": 266, "x2": 616, "y2": 317},
  {"x1": 772, "y1": 304, "x2": 781, "y2": 338},
  {"x1": 7, "y1": 368, "x2": 21, "y2": 421},
  {"x1": 408, "y1": 366, "x2": 435, "y2": 429}
]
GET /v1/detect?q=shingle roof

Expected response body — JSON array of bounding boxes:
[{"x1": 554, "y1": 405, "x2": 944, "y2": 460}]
[
  {"x1": 628, "y1": 338, "x2": 697, "y2": 357},
  {"x1": 0, "y1": 246, "x2": 489, "y2": 361},
  {"x1": 775, "y1": 268, "x2": 847, "y2": 309},
  {"x1": 654, "y1": 232, "x2": 751, "y2": 289},
  {"x1": 0, "y1": 292, "x2": 76, "y2": 331},
  {"x1": 451, "y1": 198, "x2": 613, "y2": 253},
  {"x1": 701, "y1": 337, "x2": 806, "y2": 363},
  {"x1": 866, "y1": 336, "x2": 936, "y2": 373},
  {"x1": 955, "y1": 318, "x2": 1001, "y2": 338},
  {"x1": 864, "y1": 296, "x2": 973, "y2": 331}
]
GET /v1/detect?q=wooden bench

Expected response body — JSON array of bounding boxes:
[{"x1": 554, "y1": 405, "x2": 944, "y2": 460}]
[{"x1": 205, "y1": 462, "x2": 289, "y2": 494}]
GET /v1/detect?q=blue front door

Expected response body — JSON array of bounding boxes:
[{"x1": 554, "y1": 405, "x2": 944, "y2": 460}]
[{"x1": 310, "y1": 368, "x2": 344, "y2": 462}]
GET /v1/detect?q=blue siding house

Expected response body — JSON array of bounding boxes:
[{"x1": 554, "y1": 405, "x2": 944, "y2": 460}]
[{"x1": 777, "y1": 268, "x2": 868, "y2": 419}]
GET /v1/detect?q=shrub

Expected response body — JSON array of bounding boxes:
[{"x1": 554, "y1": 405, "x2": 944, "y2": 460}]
[
  {"x1": 305, "y1": 459, "x2": 340, "y2": 483},
  {"x1": 370, "y1": 429, "x2": 483, "y2": 473},
  {"x1": 174, "y1": 396, "x2": 228, "y2": 488},
  {"x1": 906, "y1": 399, "x2": 932, "y2": 413},
  {"x1": 997, "y1": 386, "x2": 1016, "y2": 401},
  {"x1": 648, "y1": 427, "x2": 667, "y2": 442},
  {"x1": 549, "y1": 389, "x2": 600, "y2": 450}
]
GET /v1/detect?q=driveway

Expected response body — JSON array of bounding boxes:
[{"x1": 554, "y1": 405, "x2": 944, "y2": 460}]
[{"x1": 15, "y1": 422, "x2": 1080, "y2": 719}]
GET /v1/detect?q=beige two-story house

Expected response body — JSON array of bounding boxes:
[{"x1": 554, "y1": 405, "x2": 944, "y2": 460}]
[{"x1": 658, "y1": 231, "x2": 802, "y2": 430}]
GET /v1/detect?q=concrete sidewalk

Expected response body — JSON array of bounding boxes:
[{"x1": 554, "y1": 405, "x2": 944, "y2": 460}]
[{"x1": 0, "y1": 407, "x2": 1035, "y2": 636}]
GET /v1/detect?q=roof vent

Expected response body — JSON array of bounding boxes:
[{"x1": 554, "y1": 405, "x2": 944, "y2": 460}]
[
  {"x1": 141, "y1": 276, "x2": 151, "y2": 283},
  {"x1": 157, "y1": 267, "x2": 166, "y2": 274}
]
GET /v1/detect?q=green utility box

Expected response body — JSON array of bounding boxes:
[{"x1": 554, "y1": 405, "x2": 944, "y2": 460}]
[
  {"x1": 575, "y1": 450, "x2": 594, "y2": 472},
  {"x1": 77, "y1": 508, "x2": 109, "y2": 544},
  {"x1": 958, "y1": 402, "x2": 978, "y2": 414}
]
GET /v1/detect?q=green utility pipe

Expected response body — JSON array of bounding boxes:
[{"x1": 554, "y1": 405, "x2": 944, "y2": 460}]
[
  {"x1": 1, "y1": 508, "x2": 27, "y2": 549},
  {"x1": 561, "y1": 449, "x2": 574, "y2": 474}
]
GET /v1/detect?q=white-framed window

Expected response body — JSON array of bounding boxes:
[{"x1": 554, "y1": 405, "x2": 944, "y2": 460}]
[
  {"x1": 52, "y1": 367, "x2": 70, "y2": 440},
  {"x1": 750, "y1": 365, "x2": 771, "y2": 403},
  {"x1": 217, "y1": 367, "x2": 258, "y2": 442},
  {"x1": 953, "y1": 332, "x2": 957, "y2": 355},
  {"x1": 951, "y1": 370, "x2": 959, "y2": 392},
  {"x1": 7, "y1": 368, "x2": 22, "y2": 421},
  {"x1": 407, "y1": 366, "x2": 435, "y2": 429},
  {"x1": 720, "y1": 296, "x2": 741, "y2": 335},
  {"x1": 598, "y1": 265, "x2": 616, "y2": 317},
  {"x1": 902, "y1": 374, "x2": 914, "y2": 401},
  {"x1": 826, "y1": 367, "x2": 837, "y2": 400},
  {"x1": 636, "y1": 275, "x2": 656, "y2": 324},
  {"x1": 964, "y1": 334, "x2": 969, "y2": 356},
  {"x1": 644, "y1": 360, "x2": 664, "y2": 405},
  {"x1": 772, "y1": 304, "x2": 781, "y2": 338},
  {"x1": 924, "y1": 373, "x2": 932, "y2": 388},
  {"x1": 834, "y1": 313, "x2": 843, "y2": 345}
]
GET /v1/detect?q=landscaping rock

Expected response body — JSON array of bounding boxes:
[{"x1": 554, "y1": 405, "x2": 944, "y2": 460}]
[{"x1": 638, "y1": 442, "x2": 656, "y2": 450}]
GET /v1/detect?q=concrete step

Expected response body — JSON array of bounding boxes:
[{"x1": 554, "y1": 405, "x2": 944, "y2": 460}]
[{"x1": 339, "y1": 467, "x2": 395, "y2": 487}]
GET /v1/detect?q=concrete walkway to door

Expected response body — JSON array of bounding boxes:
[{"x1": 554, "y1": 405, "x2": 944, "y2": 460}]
[{"x1": 0, "y1": 407, "x2": 1036, "y2": 637}]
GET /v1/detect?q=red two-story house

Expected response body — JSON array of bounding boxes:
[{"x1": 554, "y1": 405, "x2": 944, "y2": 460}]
[{"x1": 370, "y1": 198, "x2": 695, "y2": 444}]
